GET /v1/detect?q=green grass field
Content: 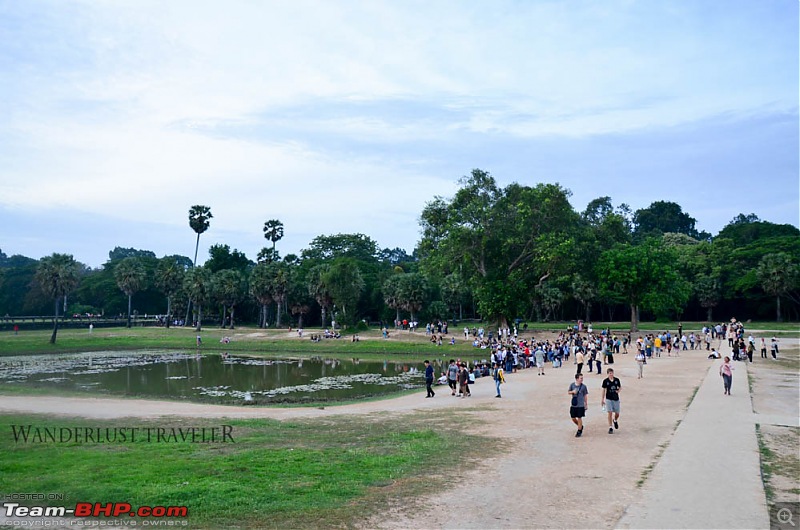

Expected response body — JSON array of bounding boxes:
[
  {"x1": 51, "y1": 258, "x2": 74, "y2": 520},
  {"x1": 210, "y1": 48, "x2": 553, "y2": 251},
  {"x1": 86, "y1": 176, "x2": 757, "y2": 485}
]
[{"x1": 0, "y1": 412, "x2": 494, "y2": 528}]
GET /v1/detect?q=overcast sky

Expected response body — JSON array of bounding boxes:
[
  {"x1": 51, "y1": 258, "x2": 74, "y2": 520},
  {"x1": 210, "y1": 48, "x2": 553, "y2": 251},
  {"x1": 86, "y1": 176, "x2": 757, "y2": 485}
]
[{"x1": 1, "y1": 0, "x2": 797, "y2": 268}]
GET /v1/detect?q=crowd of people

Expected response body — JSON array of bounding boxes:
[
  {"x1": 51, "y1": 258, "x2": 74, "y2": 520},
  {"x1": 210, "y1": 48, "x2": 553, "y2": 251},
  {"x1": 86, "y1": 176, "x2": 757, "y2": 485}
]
[{"x1": 419, "y1": 318, "x2": 782, "y2": 436}]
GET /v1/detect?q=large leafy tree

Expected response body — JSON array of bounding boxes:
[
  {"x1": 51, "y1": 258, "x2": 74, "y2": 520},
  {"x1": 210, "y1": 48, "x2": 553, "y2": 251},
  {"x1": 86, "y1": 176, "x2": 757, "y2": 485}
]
[
  {"x1": 205, "y1": 244, "x2": 252, "y2": 273},
  {"x1": 756, "y1": 253, "x2": 799, "y2": 322},
  {"x1": 717, "y1": 214, "x2": 799, "y2": 246},
  {"x1": 183, "y1": 266, "x2": 212, "y2": 331},
  {"x1": 633, "y1": 201, "x2": 707, "y2": 240},
  {"x1": 188, "y1": 205, "x2": 213, "y2": 266},
  {"x1": 596, "y1": 239, "x2": 690, "y2": 330},
  {"x1": 263, "y1": 219, "x2": 285, "y2": 252},
  {"x1": 418, "y1": 169, "x2": 578, "y2": 326},
  {"x1": 35, "y1": 253, "x2": 80, "y2": 343},
  {"x1": 154, "y1": 256, "x2": 186, "y2": 328},
  {"x1": 114, "y1": 257, "x2": 148, "y2": 328}
]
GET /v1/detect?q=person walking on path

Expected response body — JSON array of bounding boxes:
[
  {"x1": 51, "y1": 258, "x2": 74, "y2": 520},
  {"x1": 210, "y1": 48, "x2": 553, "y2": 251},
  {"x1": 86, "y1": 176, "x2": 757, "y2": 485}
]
[
  {"x1": 424, "y1": 360, "x2": 435, "y2": 398},
  {"x1": 635, "y1": 350, "x2": 645, "y2": 379},
  {"x1": 568, "y1": 373, "x2": 588, "y2": 437},
  {"x1": 493, "y1": 362, "x2": 505, "y2": 398},
  {"x1": 458, "y1": 362, "x2": 471, "y2": 398},
  {"x1": 601, "y1": 368, "x2": 621, "y2": 434},
  {"x1": 447, "y1": 359, "x2": 458, "y2": 396},
  {"x1": 770, "y1": 337, "x2": 779, "y2": 359},
  {"x1": 719, "y1": 356, "x2": 734, "y2": 395},
  {"x1": 535, "y1": 346, "x2": 546, "y2": 376},
  {"x1": 760, "y1": 337, "x2": 767, "y2": 359}
]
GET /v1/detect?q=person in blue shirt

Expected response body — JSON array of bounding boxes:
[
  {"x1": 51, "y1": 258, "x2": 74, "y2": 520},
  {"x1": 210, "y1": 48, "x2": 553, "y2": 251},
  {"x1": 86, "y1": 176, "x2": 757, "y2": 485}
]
[{"x1": 424, "y1": 360, "x2": 435, "y2": 398}]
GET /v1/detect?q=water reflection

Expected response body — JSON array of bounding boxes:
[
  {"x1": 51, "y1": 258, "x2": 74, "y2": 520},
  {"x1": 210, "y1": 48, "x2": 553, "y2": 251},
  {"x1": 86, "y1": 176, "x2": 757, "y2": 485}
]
[{"x1": 0, "y1": 351, "x2": 432, "y2": 404}]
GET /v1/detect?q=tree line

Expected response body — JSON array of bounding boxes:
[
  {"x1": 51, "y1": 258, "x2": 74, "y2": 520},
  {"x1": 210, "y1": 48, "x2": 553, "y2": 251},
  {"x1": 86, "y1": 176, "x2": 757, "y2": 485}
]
[{"x1": 2, "y1": 169, "x2": 798, "y2": 342}]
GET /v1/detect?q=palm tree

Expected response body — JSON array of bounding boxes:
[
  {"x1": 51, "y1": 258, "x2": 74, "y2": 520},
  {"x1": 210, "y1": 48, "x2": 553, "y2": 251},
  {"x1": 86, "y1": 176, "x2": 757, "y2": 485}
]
[
  {"x1": 213, "y1": 269, "x2": 245, "y2": 329},
  {"x1": 184, "y1": 266, "x2": 212, "y2": 331},
  {"x1": 114, "y1": 257, "x2": 148, "y2": 328},
  {"x1": 323, "y1": 259, "x2": 364, "y2": 325},
  {"x1": 35, "y1": 253, "x2": 80, "y2": 344},
  {"x1": 263, "y1": 219, "x2": 284, "y2": 252},
  {"x1": 263, "y1": 261, "x2": 291, "y2": 328},
  {"x1": 189, "y1": 205, "x2": 213, "y2": 266},
  {"x1": 757, "y1": 253, "x2": 799, "y2": 322},
  {"x1": 307, "y1": 264, "x2": 333, "y2": 328},
  {"x1": 250, "y1": 263, "x2": 274, "y2": 328},
  {"x1": 187, "y1": 205, "x2": 212, "y2": 325},
  {"x1": 154, "y1": 257, "x2": 186, "y2": 328},
  {"x1": 382, "y1": 274, "x2": 404, "y2": 324}
]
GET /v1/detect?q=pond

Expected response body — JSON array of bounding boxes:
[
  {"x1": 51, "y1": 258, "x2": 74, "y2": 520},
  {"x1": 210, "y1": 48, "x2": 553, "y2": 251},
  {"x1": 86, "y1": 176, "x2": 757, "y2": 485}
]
[{"x1": 0, "y1": 351, "x2": 448, "y2": 405}]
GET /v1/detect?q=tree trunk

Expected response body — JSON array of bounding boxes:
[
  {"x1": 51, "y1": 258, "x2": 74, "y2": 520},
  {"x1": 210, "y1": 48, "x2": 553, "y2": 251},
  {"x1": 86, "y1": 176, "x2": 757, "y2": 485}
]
[
  {"x1": 229, "y1": 306, "x2": 235, "y2": 330},
  {"x1": 776, "y1": 296, "x2": 782, "y2": 322},
  {"x1": 127, "y1": 294, "x2": 132, "y2": 328},
  {"x1": 630, "y1": 303, "x2": 639, "y2": 332},
  {"x1": 298, "y1": 312, "x2": 304, "y2": 329},
  {"x1": 195, "y1": 304, "x2": 202, "y2": 331},
  {"x1": 276, "y1": 301, "x2": 283, "y2": 327},
  {"x1": 706, "y1": 306, "x2": 713, "y2": 322},
  {"x1": 585, "y1": 303, "x2": 591, "y2": 323},
  {"x1": 220, "y1": 305, "x2": 226, "y2": 328},
  {"x1": 166, "y1": 296, "x2": 172, "y2": 328},
  {"x1": 321, "y1": 306, "x2": 327, "y2": 328},
  {"x1": 49, "y1": 298, "x2": 59, "y2": 344}
]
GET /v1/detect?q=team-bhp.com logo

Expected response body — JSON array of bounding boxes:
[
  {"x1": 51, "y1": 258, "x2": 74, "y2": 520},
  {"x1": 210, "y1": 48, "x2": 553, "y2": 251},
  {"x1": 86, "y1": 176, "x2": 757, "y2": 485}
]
[{"x1": 3, "y1": 501, "x2": 188, "y2": 518}]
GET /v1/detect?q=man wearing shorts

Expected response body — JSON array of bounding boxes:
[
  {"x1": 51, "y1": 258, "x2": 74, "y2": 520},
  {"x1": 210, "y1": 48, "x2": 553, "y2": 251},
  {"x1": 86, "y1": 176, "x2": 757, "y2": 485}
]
[
  {"x1": 601, "y1": 368, "x2": 621, "y2": 434},
  {"x1": 568, "y1": 373, "x2": 588, "y2": 437},
  {"x1": 447, "y1": 359, "x2": 458, "y2": 396}
]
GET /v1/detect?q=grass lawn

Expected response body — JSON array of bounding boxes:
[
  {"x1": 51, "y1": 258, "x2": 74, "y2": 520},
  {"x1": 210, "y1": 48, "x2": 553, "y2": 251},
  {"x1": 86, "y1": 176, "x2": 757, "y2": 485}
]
[
  {"x1": 0, "y1": 411, "x2": 495, "y2": 529},
  {"x1": 1, "y1": 322, "x2": 796, "y2": 359}
]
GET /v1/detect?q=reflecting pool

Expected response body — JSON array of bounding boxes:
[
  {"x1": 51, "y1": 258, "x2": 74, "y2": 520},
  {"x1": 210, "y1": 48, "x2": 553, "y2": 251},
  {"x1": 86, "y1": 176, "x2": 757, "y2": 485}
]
[{"x1": 0, "y1": 351, "x2": 440, "y2": 404}]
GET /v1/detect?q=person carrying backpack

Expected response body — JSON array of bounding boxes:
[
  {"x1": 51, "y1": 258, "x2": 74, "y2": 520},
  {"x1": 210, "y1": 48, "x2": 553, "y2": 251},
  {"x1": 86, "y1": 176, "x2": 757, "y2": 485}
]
[{"x1": 493, "y1": 362, "x2": 505, "y2": 398}]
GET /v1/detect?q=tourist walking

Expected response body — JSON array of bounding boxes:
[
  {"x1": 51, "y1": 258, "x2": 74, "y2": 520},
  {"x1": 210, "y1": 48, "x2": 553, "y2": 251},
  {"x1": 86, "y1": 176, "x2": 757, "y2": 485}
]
[
  {"x1": 601, "y1": 368, "x2": 621, "y2": 434},
  {"x1": 760, "y1": 338, "x2": 768, "y2": 359},
  {"x1": 458, "y1": 362, "x2": 471, "y2": 397},
  {"x1": 568, "y1": 373, "x2": 588, "y2": 437},
  {"x1": 635, "y1": 350, "x2": 645, "y2": 379},
  {"x1": 535, "y1": 346, "x2": 546, "y2": 376},
  {"x1": 424, "y1": 360, "x2": 435, "y2": 398},
  {"x1": 719, "y1": 356, "x2": 734, "y2": 395},
  {"x1": 447, "y1": 359, "x2": 458, "y2": 396},
  {"x1": 770, "y1": 337, "x2": 779, "y2": 359},
  {"x1": 493, "y1": 362, "x2": 505, "y2": 397}
]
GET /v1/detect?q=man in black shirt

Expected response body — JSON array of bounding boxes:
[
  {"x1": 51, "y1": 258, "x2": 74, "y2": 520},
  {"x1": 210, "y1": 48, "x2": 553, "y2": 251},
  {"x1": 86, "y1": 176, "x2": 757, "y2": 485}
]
[{"x1": 601, "y1": 368, "x2": 621, "y2": 435}]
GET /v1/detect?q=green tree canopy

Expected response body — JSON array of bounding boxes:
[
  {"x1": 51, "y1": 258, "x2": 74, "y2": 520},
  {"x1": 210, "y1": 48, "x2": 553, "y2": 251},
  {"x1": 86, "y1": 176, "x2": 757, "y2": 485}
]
[{"x1": 418, "y1": 169, "x2": 579, "y2": 326}]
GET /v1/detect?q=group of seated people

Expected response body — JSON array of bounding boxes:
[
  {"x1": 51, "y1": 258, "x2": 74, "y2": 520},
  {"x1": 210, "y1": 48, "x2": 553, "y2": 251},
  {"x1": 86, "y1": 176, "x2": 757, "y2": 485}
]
[
  {"x1": 429, "y1": 334, "x2": 457, "y2": 346},
  {"x1": 309, "y1": 329, "x2": 341, "y2": 341}
]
